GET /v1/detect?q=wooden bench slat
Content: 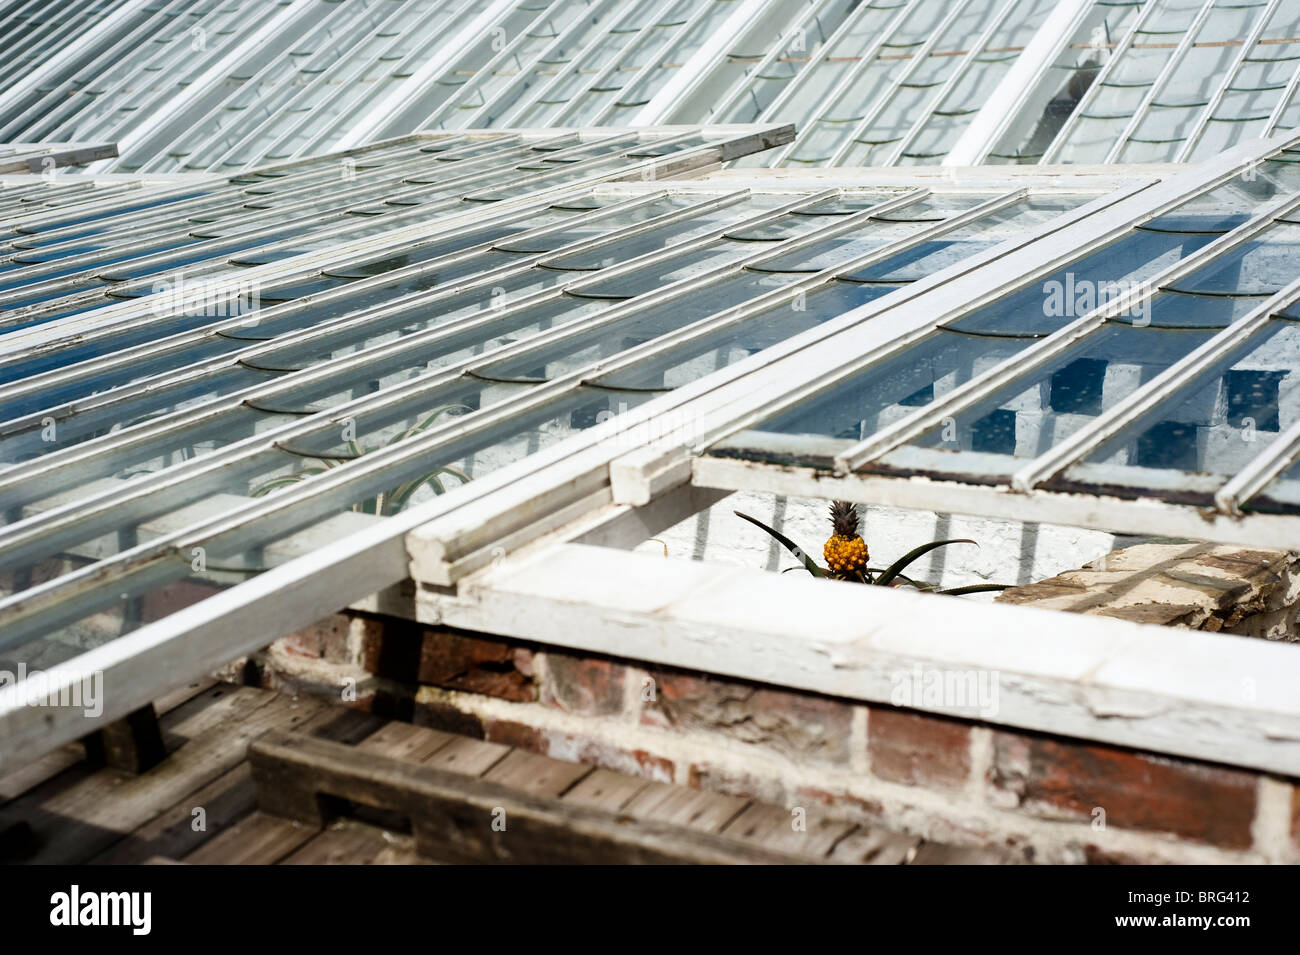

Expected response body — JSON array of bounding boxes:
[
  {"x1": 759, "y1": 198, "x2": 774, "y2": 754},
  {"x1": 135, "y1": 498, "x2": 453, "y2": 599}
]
[
  {"x1": 828, "y1": 826, "x2": 921, "y2": 865},
  {"x1": 421, "y1": 736, "x2": 510, "y2": 776},
  {"x1": 624, "y1": 782, "x2": 750, "y2": 833},
  {"x1": 719, "y1": 803, "x2": 857, "y2": 858},
  {"x1": 357, "y1": 722, "x2": 455, "y2": 762},
  {"x1": 249, "y1": 730, "x2": 809, "y2": 864},
  {"x1": 482, "y1": 749, "x2": 593, "y2": 798},
  {"x1": 562, "y1": 769, "x2": 650, "y2": 811},
  {"x1": 183, "y1": 811, "x2": 316, "y2": 865}
]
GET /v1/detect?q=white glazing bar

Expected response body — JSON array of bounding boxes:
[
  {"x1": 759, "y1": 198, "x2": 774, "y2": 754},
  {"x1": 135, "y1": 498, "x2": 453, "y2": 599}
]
[
  {"x1": 615, "y1": 138, "x2": 1290, "y2": 462},
  {"x1": 1100, "y1": 0, "x2": 1218, "y2": 164},
  {"x1": 0, "y1": 127, "x2": 792, "y2": 357},
  {"x1": 81, "y1": 0, "x2": 320, "y2": 173},
  {"x1": 447, "y1": 0, "x2": 623, "y2": 131},
  {"x1": 330, "y1": 0, "x2": 521, "y2": 151},
  {"x1": 575, "y1": 1, "x2": 726, "y2": 129},
  {"x1": 1010, "y1": 276, "x2": 1300, "y2": 492},
  {"x1": 832, "y1": 187, "x2": 1300, "y2": 472},
  {"x1": 1173, "y1": 0, "x2": 1282, "y2": 162},
  {"x1": 1263, "y1": 31, "x2": 1300, "y2": 136},
  {"x1": 1040, "y1": 0, "x2": 1161, "y2": 164},
  {"x1": 760, "y1": 0, "x2": 922, "y2": 167},
  {"x1": 412, "y1": 0, "x2": 572, "y2": 132},
  {"x1": 943, "y1": 0, "x2": 1096, "y2": 165},
  {"x1": 878, "y1": 0, "x2": 1025, "y2": 167},
  {"x1": 490, "y1": 0, "x2": 648, "y2": 128},
  {"x1": 200, "y1": 0, "x2": 441, "y2": 168},
  {"x1": 632, "y1": 0, "x2": 774, "y2": 125},
  {"x1": 825, "y1": 0, "x2": 980, "y2": 167},
  {"x1": 686, "y1": 0, "x2": 844, "y2": 124},
  {"x1": 1214, "y1": 415, "x2": 1300, "y2": 513},
  {"x1": 0, "y1": 0, "x2": 189, "y2": 140},
  {"x1": 693, "y1": 452, "x2": 1300, "y2": 550},
  {"x1": 0, "y1": 0, "x2": 155, "y2": 113}
]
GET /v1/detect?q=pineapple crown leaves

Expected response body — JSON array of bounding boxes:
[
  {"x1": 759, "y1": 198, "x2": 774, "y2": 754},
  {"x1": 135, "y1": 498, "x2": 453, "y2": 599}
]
[
  {"x1": 828, "y1": 500, "x2": 861, "y2": 538},
  {"x1": 734, "y1": 507, "x2": 1011, "y2": 596}
]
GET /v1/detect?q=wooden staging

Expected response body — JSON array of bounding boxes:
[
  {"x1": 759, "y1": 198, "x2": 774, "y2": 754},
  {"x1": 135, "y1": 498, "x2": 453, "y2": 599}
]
[{"x1": 0, "y1": 681, "x2": 1009, "y2": 864}]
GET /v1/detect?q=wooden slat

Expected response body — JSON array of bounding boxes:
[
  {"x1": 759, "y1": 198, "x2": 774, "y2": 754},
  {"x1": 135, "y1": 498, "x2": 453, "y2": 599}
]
[
  {"x1": 421, "y1": 735, "x2": 509, "y2": 776},
  {"x1": 623, "y1": 782, "x2": 750, "y2": 832},
  {"x1": 249, "y1": 731, "x2": 808, "y2": 864},
  {"x1": 561, "y1": 769, "x2": 650, "y2": 811},
  {"x1": 481, "y1": 749, "x2": 593, "y2": 798},
  {"x1": 356, "y1": 722, "x2": 454, "y2": 761},
  {"x1": 1, "y1": 678, "x2": 220, "y2": 806},
  {"x1": 909, "y1": 841, "x2": 1012, "y2": 865},
  {"x1": 0, "y1": 691, "x2": 327, "y2": 863},
  {"x1": 88, "y1": 763, "x2": 256, "y2": 865},
  {"x1": 183, "y1": 811, "x2": 317, "y2": 864},
  {"x1": 281, "y1": 820, "x2": 431, "y2": 865},
  {"x1": 719, "y1": 803, "x2": 857, "y2": 858},
  {"x1": 0, "y1": 745, "x2": 83, "y2": 805},
  {"x1": 151, "y1": 677, "x2": 222, "y2": 719},
  {"x1": 828, "y1": 826, "x2": 921, "y2": 865}
]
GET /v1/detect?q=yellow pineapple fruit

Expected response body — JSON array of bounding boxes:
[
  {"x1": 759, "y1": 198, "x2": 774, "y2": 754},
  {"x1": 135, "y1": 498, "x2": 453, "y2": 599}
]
[{"x1": 823, "y1": 500, "x2": 868, "y2": 579}]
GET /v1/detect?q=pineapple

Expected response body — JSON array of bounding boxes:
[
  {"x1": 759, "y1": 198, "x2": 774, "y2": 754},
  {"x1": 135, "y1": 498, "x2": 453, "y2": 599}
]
[{"x1": 823, "y1": 500, "x2": 868, "y2": 579}]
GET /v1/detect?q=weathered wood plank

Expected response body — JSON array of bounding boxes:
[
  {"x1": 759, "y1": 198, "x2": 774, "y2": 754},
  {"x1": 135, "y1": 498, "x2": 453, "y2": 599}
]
[
  {"x1": 0, "y1": 692, "x2": 327, "y2": 863},
  {"x1": 87, "y1": 764, "x2": 256, "y2": 865},
  {"x1": 482, "y1": 750, "x2": 593, "y2": 798},
  {"x1": 623, "y1": 782, "x2": 750, "y2": 833},
  {"x1": 89, "y1": 701, "x2": 383, "y2": 864},
  {"x1": 183, "y1": 811, "x2": 317, "y2": 864},
  {"x1": 828, "y1": 826, "x2": 921, "y2": 865},
  {"x1": 719, "y1": 803, "x2": 857, "y2": 858},
  {"x1": 357, "y1": 722, "x2": 454, "y2": 762},
  {"x1": 0, "y1": 745, "x2": 84, "y2": 805},
  {"x1": 280, "y1": 820, "x2": 430, "y2": 865},
  {"x1": 562, "y1": 769, "x2": 650, "y2": 811},
  {"x1": 421, "y1": 735, "x2": 509, "y2": 776},
  {"x1": 1, "y1": 679, "x2": 223, "y2": 807},
  {"x1": 909, "y1": 841, "x2": 1011, "y2": 865},
  {"x1": 151, "y1": 677, "x2": 222, "y2": 720},
  {"x1": 250, "y1": 731, "x2": 808, "y2": 864}
]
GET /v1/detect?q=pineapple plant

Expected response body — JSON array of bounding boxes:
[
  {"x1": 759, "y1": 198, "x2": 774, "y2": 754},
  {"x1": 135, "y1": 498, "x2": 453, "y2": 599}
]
[
  {"x1": 734, "y1": 500, "x2": 1009, "y2": 596},
  {"x1": 823, "y1": 500, "x2": 869, "y2": 581}
]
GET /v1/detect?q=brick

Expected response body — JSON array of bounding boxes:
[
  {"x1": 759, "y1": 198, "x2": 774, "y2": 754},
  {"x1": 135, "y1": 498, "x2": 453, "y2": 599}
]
[
  {"x1": 867, "y1": 706, "x2": 972, "y2": 790},
  {"x1": 364, "y1": 622, "x2": 536, "y2": 702},
  {"x1": 485, "y1": 718, "x2": 546, "y2": 753},
  {"x1": 643, "y1": 669, "x2": 853, "y2": 764},
  {"x1": 541, "y1": 653, "x2": 628, "y2": 716},
  {"x1": 990, "y1": 731, "x2": 1257, "y2": 849},
  {"x1": 278, "y1": 614, "x2": 351, "y2": 662},
  {"x1": 797, "y1": 786, "x2": 885, "y2": 821}
]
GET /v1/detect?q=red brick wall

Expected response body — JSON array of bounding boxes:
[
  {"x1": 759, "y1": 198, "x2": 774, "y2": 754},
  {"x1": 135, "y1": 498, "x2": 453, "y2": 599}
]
[{"x1": 238, "y1": 611, "x2": 1297, "y2": 864}]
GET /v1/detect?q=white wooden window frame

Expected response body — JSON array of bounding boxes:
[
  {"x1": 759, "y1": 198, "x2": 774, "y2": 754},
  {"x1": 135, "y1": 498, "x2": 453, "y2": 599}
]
[{"x1": 4, "y1": 133, "x2": 1300, "y2": 779}]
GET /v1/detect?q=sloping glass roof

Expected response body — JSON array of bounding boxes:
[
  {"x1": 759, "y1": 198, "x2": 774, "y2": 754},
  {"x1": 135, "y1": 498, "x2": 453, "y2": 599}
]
[
  {"x1": 0, "y1": 152, "x2": 1102, "y2": 664},
  {"x1": 4, "y1": 0, "x2": 1299, "y2": 171},
  {"x1": 704, "y1": 140, "x2": 1300, "y2": 529}
]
